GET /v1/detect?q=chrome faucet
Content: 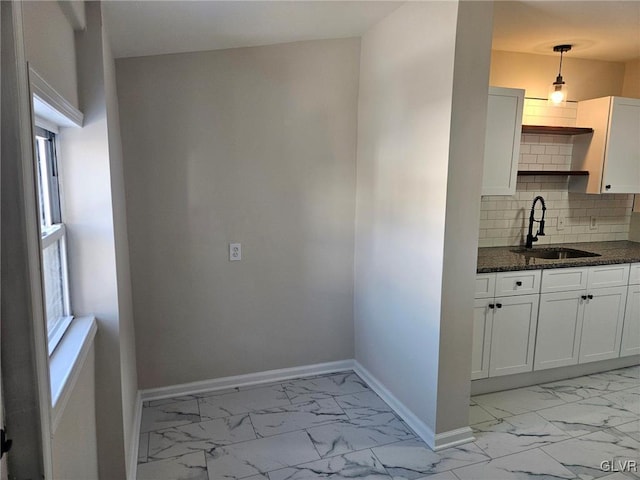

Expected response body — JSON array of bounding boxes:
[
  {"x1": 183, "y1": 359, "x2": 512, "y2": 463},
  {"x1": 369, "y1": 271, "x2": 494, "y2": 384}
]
[{"x1": 526, "y1": 196, "x2": 547, "y2": 249}]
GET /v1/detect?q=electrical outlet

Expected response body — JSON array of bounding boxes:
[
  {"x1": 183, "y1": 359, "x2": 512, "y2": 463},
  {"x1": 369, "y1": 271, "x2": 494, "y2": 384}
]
[
  {"x1": 229, "y1": 243, "x2": 241, "y2": 261},
  {"x1": 557, "y1": 216, "x2": 565, "y2": 231},
  {"x1": 590, "y1": 216, "x2": 597, "y2": 230}
]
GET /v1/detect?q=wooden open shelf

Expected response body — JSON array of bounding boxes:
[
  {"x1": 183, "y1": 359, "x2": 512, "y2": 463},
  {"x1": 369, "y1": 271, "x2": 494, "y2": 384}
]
[
  {"x1": 521, "y1": 125, "x2": 594, "y2": 136},
  {"x1": 518, "y1": 170, "x2": 589, "y2": 176}
]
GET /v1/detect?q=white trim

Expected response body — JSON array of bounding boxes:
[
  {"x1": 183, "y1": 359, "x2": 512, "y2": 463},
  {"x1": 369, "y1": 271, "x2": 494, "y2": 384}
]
[
  {"x1": 50, "y1": 316, "x2": 97, "y2": 432},
  {"x1": 127, "y1": 392, "x2": 143, "y2": 480},
  {"x1": 40, "y1": 223, "x2": 65, "y2": 249},
  {"x1": 34, "y1": 115, "x2": 59, "y2": 134},
  {"x1": 140, "y1": 360, "x2": 354, "y2": 402},
  {"x1": 29, "y1": 66, "x2": 83, "y2": 128},
  {"x1": 353, "y1": 361, "x2": 475, "y2": 451},
  {"x1": 432, "y1": 427, "x2": 476, "y2": 451}
]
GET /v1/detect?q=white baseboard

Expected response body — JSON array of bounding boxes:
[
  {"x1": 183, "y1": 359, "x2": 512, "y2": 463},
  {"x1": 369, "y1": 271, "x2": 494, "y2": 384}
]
[
  {"x1": 140, "y1": 359, "x2": 355, "y2": 402},
  {"x1": 353, "y1": 361, "x2": 474, "y2": 451},
  {"x1": 128, "y1": 391, "x2": 143, "y2": 480}
]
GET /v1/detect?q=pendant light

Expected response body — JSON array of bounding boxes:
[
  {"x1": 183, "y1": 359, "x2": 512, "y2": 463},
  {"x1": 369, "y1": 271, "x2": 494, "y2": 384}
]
[{"x1": 549, "y1": 44, "x2": 572, "y2": 106}]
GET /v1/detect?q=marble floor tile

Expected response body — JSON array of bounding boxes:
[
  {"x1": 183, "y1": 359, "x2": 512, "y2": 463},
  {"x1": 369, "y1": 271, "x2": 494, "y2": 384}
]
[
  {"x1": 268, "y1": 449, "x2": 390, "y2": 480},
  {"x1": 452, "y1": 448, "x2": 576, "y2": 480},
  {"x1": 148, "y1": 414, "x2": 256, "y2": 461},
  {"x1": 472, "y1": 386, "x2": 566, "y2": 418},
  {"x1": 334, "y1": 391, "x2": 393, "y2": 419},
  {"x1": 199, "y1": 385, "x2": 291, "y2": 421},
  {"x1": 306, "y1": 412, "x2": 415, "y2": 458},
  {"x1": 587, "y1": 367, "x2": 640, "y2": 392},
  {"x1": 472, "y1": 412, "x2": 570, "y2": 459},
  {"x1": 250, "y1": 398, "x2": 348, "y2": 437},
  {"x1": 141, "y1": 399, "x2": 201, "y2": 433},
  {"x1": 139, "y1": 432, "x2": 149, "y2": 463},
  {"x1": 600, "y1": 474, "x2": 638, "y2": 480},
  {"x1": 413, "y1": 472, "x2": 458, "y2": 480},
  {"x1": 542, "y1": 428, "x2": 640, "y2": 480},
  {"x1": 537, "y1": 396, "x2": 637, "y2": 437},
  {"x1": 538, "y1": 376, "x2": 616, "y2": 402},
  {"x1": 469, "y1": 404, "x2": 496, "y2": 426},
  {"x1": 371, "y1": 438, "x2": 489, "y2": 478},
  {"x1": 137, "y1": 451, "x2": 208, "y2": 480},
  {"x1": 612, "y1": 420, "x2": 640, "y2": 442},
  {"x1": 283, "y1": 373, "x2": 370, "y2": 404},
  {"x1": 603, "y1": 387, "x2": 640, "y2": 416},
  {"x1": 205, "y1": 430, "x2": 320, "y2": 480}
]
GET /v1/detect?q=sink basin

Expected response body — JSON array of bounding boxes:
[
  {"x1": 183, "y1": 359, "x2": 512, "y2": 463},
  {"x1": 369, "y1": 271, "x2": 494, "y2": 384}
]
[{"x1": 511, "y1": 247, "x2": 601, "y2": 260}]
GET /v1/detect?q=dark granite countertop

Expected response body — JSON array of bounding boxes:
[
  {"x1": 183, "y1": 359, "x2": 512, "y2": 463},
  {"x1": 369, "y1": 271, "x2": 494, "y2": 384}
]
[{"x1": 477, "y1": 241, "x2": 640, "y2": 273}]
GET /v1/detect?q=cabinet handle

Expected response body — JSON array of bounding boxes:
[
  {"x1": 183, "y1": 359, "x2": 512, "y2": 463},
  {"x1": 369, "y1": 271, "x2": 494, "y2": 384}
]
[
  {"x1": 605, "y1": 185, "x2": 611, "y2": 190},
  {"x1": 516, "y1": 281, "x2": 523, "y2": 287},
  {"x1": 581, "y1": 295, "x2": 587, "y2": 300},
  {"x1": 488, "y1": 304, "x2": 495, "y2": 309},
  {"x1": 496, "y1": 303, "x2": 503, "y2": 309},
  {"x1": 587, "y1": 294, "x2": 594, "y2": 300}
]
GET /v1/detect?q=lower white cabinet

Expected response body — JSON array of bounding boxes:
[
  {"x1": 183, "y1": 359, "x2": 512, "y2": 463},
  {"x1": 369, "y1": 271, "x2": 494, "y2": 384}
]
[
  {"x1": 471, "y1": 299, "x2": 493, "y2": 380},
  {"x1": 579, "y1": 286, "x2": 627, "y2": 363},
  {"x1": 489, "y1": 295, "x2": 539, "y2": 377},
  {"x1": 535, "y1": 291, "x2": 584, "y2": 370},
  {"x1": 620, "y1": 285, "x2": 640, "y2": 357},
  {"x1": 472, "y1": 286, "x2": 539, "y2": 379}
]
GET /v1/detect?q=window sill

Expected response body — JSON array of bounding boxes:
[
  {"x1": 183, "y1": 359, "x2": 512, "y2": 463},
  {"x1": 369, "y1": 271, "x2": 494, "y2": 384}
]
[{"x1": 49, "y1": 315, "x2": 97, "y2": 432}]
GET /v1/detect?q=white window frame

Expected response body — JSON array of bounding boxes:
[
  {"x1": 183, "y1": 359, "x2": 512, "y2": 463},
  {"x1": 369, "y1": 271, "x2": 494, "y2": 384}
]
[{"x1": 34, "y1": 126, "x2": 74, "y2": 354}]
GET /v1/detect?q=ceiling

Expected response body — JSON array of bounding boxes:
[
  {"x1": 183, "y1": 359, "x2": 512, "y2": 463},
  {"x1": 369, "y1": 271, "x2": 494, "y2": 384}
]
[
  {"x1": 102, "y1": 1, "x2": 402, "y2": 59},
  {"x1": 492, "y1": 1, "x2": 640, "y2": 62},
  {"x1": 103, "y1": 1, "x2": 640, "y2": 63}
]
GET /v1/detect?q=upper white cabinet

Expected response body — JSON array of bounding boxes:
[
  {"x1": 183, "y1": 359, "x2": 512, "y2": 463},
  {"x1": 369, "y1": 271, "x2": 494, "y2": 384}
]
[
  {"x1": 482, "y1": 87, "x2": 524, "y2": 196},
  {"x1": 571, "y1": 96, "x2": 640, "y2": 194}
]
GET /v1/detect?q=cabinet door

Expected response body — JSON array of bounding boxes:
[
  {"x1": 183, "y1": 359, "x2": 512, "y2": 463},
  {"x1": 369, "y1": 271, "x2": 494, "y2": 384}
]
[
  {"x1": 603, "y1": 97, "x2": 640, "y2": 193},
  {"x1": 482, "y1": 87, "x2": 524, "y2": 196},
  {"x1": 489, "y1": 294, "x2": 539, "y2": 377},
  {"x1": 472, "y1": 300, "x2": 493, "y2": 380},
  {"x1": 534, "y1": 291, "x2": 584, "y2": 370},
  {"x1": 620, "y1": 285, "x2": 640, "y2": 357},
  {"x1": 579, "y1": 286, "x2": 627, "y2": 363}
]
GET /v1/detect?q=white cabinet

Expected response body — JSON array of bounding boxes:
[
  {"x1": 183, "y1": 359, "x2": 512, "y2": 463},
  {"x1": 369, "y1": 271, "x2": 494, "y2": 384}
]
[
  {"x1": 579, "y1": 286, "x2": 627, "y2": 363},
  {"x1": 535, "y1": 291, "x2": 584, "y2": 370},
  {"x1": 482, "y1": 87, "x2": 524, "y2": 196},
  {"x1": 472, "y1": 272, "x2": 539, "y2": 379},
  {"x1": 535, "y1": 265, "x2": 629, "y2": 369},
  {"x1": 620, "y1": 263, "x2": 640, "y2": 357},
  {"x1": 471, "y1": 299, "x2": 493, "y2": 380},
  {"x1": 620, "y1": 284, "x2": 640, "y2": 357},
  {"x1": 489, "y1": 294, "x2": 539, "y2": 376},
  {"x1": 571, "y1": 96, "x2": 640, "y2": 194}
]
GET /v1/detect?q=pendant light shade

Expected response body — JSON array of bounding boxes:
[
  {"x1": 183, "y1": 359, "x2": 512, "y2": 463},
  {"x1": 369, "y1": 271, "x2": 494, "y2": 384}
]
[{"x1": 549, "y1": 45, "x2": 572, "y2": 106}]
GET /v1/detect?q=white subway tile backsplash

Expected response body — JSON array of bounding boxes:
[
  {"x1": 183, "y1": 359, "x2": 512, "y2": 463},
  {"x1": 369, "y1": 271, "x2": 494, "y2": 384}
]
[{"x1": 479, "y1": 113, "x2": 633, "y2": 247}]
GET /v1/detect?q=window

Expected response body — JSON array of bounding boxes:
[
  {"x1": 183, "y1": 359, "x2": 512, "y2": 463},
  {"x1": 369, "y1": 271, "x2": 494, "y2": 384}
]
[{"x1": 35, "y1": 126, "x2": 72, "y2": 354}]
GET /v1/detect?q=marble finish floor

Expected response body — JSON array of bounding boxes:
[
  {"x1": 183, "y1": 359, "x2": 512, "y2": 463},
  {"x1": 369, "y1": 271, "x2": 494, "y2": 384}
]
[{"x1": 137, "y1": 366, "x2": 640, "y2": 480}]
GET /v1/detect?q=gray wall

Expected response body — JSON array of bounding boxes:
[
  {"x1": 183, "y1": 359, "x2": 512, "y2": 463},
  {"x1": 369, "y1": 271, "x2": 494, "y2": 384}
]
[
  {"x1": 52, "y1": 346, "x2": 99, "y2": 480},
  {"x1": 354, "y1": 0, "x2": 492, "y2": 440},
  {"x1": 117, "y1": 38, "x2": 359, "y2": 389},
  {"x1": 355, "y1": 1, "x2": 460, "y2": 433},
  {"x1": 57, "y1": 3, "x2": 137, "y2": 477}
]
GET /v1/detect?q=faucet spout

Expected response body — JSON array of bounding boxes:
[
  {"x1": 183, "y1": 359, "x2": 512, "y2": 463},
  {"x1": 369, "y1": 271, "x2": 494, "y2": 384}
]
[{"x1": 526, "y1": 196, "x2": 547, "y2": 249}]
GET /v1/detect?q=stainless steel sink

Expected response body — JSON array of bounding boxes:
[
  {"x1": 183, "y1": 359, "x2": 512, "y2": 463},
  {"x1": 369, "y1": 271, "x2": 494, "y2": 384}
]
[{"x1": 511, "y1": 247, "x2": 601, "y2": 260}]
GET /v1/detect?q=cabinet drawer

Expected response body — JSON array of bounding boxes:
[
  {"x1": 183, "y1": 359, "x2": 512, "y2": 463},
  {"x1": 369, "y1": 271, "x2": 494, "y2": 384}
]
[
  {"x1": 495, "y1": 270, "x2": 541, "y2": 297},
  {"x1": 475, "y1": 274, "x2": 496, "y2": 299},
  {"x1": 587, "y1": 264, "x2": 630, "y2": 290},
  {"x1": 629, "y1": 264, "x2": 640, "y2": 285},
  {"x1": 541, "y1": 267, "x2": 588, "y2": 293}
]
